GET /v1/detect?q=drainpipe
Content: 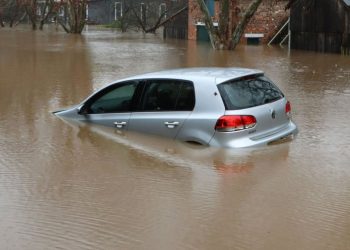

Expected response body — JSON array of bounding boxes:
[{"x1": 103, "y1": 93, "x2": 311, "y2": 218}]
[{"x1": 288, "y1": 17, "x2": 291, "y2": 53}]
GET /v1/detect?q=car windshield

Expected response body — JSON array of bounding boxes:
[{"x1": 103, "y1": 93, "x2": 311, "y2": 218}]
[{"x1": 217, "y1": 75, "x2": 284, "y2": 110}]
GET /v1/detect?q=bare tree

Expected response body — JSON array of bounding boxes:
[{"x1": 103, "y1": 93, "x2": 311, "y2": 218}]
[
  {"x1": 0, "y1": 0, "x2": 27, "y2": 27},
  {"x1": 0, "y1": 15, "x2": 4, "y2": 27},
  {"x1": 231, "y1": 0, "x2": 263, "y2": 49},
  {"x1": 195, "y1": 0, "x2": 263, "y2": 50},
  {"x1": 59, "y1": 0, "x2": 87, "y2": 33},
  {"x1": 38, "y1": 0, "x2": 64, "y2": 30},
  {"x1": 0, "y1": 0, "x2": 5, "y2": 27},
  {"x1": 0, "y1": 0, "x2": 85, "y2": 34},
  {"x1": 39, "y1": 0, "x2": 52, "y2": 30},
  {"x1": 109, "y1": 0, "x2": 135, "y2": 32},
  {"x1": 22, "y1": 0, "x2": 37, "y2": 30},
  {"x1": 130, "y1": 0, "x2": 187, "y2": 34}
]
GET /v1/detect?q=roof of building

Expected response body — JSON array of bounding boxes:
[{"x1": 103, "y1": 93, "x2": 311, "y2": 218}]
[{"x1": 343, "y1": 0, "x2": 350, "y2": 6}]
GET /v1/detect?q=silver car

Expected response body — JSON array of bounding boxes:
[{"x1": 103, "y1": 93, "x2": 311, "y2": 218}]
[{"x1": 54, "y1": 67, "x2": 298, "y2": 148}]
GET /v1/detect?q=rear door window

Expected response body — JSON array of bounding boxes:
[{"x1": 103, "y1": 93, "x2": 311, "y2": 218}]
[
  {"x1": 217, "y1": 75, "x2": 284, "y2": 110},
  {"x1": 140, "y1": 80, "x2": 195, "y2": 111}
]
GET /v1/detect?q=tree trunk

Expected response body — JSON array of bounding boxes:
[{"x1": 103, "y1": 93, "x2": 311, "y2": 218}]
[
  {"x1": 70, "y1": 0, "x2": 86, "y2": 33},
  {"x1": 26, "y1": 7, "x2": 37, "y2": 30},
  {"x1": 39, "y1": 19, "x2": 45, "y2": 30},
  {"x1": 218, "y1": 0, "x2": 232, "y2": 49},
  {"x1": 24, "y1": 0, "x2": 37, "y2": 30},
  {"x1": 231, "y1": 0, "x2": 262, "y2": 49},
  {"x1": 196, "y1": 0, "x2": 220, "y2": 49},
  {"x1": 131, "y1": 6, "x2": 147, "y2": 32},
  {"x1": 14, "y1": 12, "x2": 27, "y2": 27},
  {"x1": 58, "y1": 18, "x2": 70, "y2": 33},
  {"x1": 9, "y1": 3, "x2": 20, "y2": 28},
  {"x1": 144, "y1": 6, "x2": 188, "y2": 34},
  {"x1": 0, "y1": 14, "x2": 4, "y2": 27},
  {"x1": 39, "y1": 0, "x2": 58, "y2": 30},
  {"x1": 39, "y1": 0, "x2": 49, "y2": 30},
  {"x1": 29, "y1": 12, "x2": 37, "y2": 30},
  {"x1": 197, "y1": 0, "x2": 262, "y2": 50},
  {"x1": 59, "y1": 0, "x2": 86, "y2": 34}
]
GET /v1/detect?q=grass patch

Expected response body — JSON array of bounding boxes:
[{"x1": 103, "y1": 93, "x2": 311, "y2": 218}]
[{"x1": 104, "y1": 21, "x2": 121, "y2": 29}]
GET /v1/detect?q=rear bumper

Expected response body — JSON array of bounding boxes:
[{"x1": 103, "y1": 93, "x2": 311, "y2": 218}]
[{"x1": 209, "y1": 120, "x2": 298, "y2": 148}]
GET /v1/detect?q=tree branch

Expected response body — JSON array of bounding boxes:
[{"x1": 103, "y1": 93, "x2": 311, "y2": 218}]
[
  {"x1": 231, "y1": 0, "x2": 262, "y2": 49},
  {"x1": 196, "y1": 0, "x2": 219, "y2": 49},
  {"x1": 145, "y1": 5, "x2": 188, "y2": 33}
]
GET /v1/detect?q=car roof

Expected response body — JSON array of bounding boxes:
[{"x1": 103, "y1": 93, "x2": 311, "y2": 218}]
[{"x1": 126, "y1": 67, "x2": 264, "y2": 85}]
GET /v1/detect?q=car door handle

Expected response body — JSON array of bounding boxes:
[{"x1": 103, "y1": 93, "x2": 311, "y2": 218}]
[
  {"x1": 164, "y1": 121, "x2": 180, "y2": 129},
  {"x1": 114, "y1": 121, "x2": 127, "y2": 128}
]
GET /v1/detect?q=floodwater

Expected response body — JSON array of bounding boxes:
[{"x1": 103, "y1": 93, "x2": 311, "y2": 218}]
[{"x1": 1, "y1": 26, "x2": 350, "y2": 250}]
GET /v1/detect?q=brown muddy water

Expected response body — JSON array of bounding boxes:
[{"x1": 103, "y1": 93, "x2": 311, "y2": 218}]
[{"x1": 1, "y1": 26, "x2": 350, "y2": 250}]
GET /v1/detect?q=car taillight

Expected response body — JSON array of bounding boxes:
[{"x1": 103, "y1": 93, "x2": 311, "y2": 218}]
[
  {"x1": 215, "y1": 115, "x2": 257, "y2": 132},
  {"x1": 285, "y1": 101, "x2": 291, "y2": 115}
]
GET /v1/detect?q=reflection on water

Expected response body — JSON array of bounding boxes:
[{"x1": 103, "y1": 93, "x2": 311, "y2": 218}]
[{"x1": 1, "y1": 26, "x2": 350, "y2": 250}]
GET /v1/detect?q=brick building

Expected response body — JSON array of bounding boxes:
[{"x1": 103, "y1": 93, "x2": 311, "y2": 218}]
[{"x1": 188, "y1": 0, "x2": 290, "y2": 44}]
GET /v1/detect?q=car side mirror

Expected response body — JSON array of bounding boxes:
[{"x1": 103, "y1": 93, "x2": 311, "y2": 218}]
[{"x1": 77, "y1": 105, "x2": 88, "y2": 115}]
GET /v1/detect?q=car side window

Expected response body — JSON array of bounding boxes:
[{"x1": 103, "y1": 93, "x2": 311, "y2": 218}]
[
  {"x1": 176, "y1": 82, "x2": 195, "y2": 110},
  {"x1": 140, "y1": 80, "x2": 195, "y2": 111},
  {"x1": 88, "y1": 82, "x2": 137, "y2": 114}
]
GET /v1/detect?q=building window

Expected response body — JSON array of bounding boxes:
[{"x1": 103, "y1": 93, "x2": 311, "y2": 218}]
[
  {"x1": 140, "y1": 3, "x2": 146, "y2": 23},
  {"x1": 58, "y1": 6, "x2": 65, "y2": 17},
  {"x1": 159, "y1": 3, "x2": 166, "y2": 18},
  {"x1": 114, "y1": 2, "x2": 123, "y2": 20},
  {"x1": 86, "y1": 4, "x2": 88, "y2": 19}
]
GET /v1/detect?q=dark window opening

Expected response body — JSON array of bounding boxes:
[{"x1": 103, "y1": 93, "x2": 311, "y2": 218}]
[{"x1": 140, "y1": 80, "x2": 195, "y2": 111}]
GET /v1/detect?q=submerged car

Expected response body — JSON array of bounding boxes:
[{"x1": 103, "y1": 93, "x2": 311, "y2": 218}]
[{"x1": 54, "y1": 67, "x2": 298, "y2": 148}]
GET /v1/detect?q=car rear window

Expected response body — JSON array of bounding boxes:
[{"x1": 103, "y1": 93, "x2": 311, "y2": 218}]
[{"x1": 217, "y1": 75, "x2": 284, "y2": 110}]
